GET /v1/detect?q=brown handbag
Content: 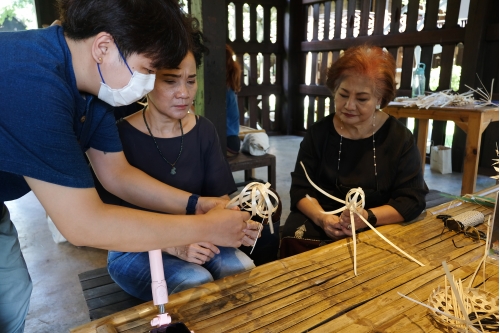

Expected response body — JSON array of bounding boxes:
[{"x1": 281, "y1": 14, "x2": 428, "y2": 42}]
[{"x1": 279, "y1": 236, "x2": 333, "y2": 258}]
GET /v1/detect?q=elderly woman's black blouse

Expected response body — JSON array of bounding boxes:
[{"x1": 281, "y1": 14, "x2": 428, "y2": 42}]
[{"x1": 290, "y1": 113, "x2": 428, "y2": 221}]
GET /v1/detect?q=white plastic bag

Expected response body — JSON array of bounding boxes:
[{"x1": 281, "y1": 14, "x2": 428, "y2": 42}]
[
  {"x1": 430, "y1": 145, "x2": 452, "y2": 174},
  {"x1": 47, "y1": 214, "x2": 67, "y2": 243},
  {"x1": 241, "y1": 132, "x2": 270, "y2": 156}
]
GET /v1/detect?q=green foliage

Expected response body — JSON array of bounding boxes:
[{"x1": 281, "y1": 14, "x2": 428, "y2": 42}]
[
  {"x1": 429, "y1": 65, "x2": 462, "y2": 91},
  {"x1": 0, "y1": 0, "x2": 34, "y2": 27},
  {"x1": 451, "y1": 65, "x2": 462, "y2": 91},
  {"x1": 0, "y1": 7, "x2": 15, "y2": 26}
]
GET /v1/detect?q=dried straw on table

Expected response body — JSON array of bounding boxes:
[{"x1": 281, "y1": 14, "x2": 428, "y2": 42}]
[{"x1": 394, "y1": 77, "x2": 498, "y2": 109}]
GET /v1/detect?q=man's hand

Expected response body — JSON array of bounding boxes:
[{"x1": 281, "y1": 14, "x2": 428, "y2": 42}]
[
  {"x1": 203, "y1": 207, "x2": 250, "y2": 247},
  {"x1": 241, "y1": 220, "x2": 262, "y2": 247},
  {"x1": 196, "y1": 196, "x2": 231, "y2": 214},
  {"x1": 165, "y1": 242, "x2": 219, "y2": 265}
]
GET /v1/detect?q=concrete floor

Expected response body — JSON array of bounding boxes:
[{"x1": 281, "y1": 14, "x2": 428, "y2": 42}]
[{"x1": 5, "y1": 135, "x2": 497, "y2": 332}]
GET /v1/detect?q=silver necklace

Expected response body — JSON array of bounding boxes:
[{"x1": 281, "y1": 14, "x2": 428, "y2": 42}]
[
  {"x1": 337, "y1": 112, "x2": 378, "y2": 185},
  {"x1": 142, "y1": 107, "x2": 184, "y2": 175}
]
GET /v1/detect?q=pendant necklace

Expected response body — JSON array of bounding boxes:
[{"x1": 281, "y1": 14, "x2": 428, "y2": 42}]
[
  {"x1": 142, "y1": 107, "x2": 184, "y2": 175},
  {"x1": 337, "y1": 112, "x2": 378, "y2": 190}
]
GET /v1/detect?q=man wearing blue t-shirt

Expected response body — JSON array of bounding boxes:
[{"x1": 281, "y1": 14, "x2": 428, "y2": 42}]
[{"x1": 0, "y1": 1, "x2": 257, "y2": 331}]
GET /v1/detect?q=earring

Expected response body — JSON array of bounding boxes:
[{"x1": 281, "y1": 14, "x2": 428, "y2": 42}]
[
  {"x1": 98, "y1": 57, "x2": 102, "y2": 63},
  {"x1": 375, "y1": 104, "x2": 380, "y2": 110}
]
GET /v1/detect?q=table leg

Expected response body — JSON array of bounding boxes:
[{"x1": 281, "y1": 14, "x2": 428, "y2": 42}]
[
  {"x1": 461, "y1": 114, "x2": 483, "y2": 195},
  {"x1": 416, "y1": 119, "x2": 429, "y2": 174},
  {"x1": 244, "y1": 169, "x2": 256, "y2": 183},
  {"x1": 268, "y1": 155, "x2": 276, "y2": 190}
]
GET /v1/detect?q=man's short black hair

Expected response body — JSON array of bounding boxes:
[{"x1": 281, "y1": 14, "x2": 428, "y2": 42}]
[{"x1": 58, "y1": 0, "x2": 191, "y2": 70}]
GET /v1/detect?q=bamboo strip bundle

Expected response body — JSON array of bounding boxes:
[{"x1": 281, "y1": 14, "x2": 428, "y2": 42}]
[
  {"x1": 226, "y1": 182, "x2": 279, "y2": 233},
  {"x1": 395, "y1": 90, "x2": 476, "y2": 109},
  {"x1": 398, "y1": 261, "x2": 499, "y2": 333},
  {"x1": 226, "y1": 181, "x2": 279, "y2": 253},
  {"x1": 394, "y1": 77, "x2": 498, "y2": 109}
]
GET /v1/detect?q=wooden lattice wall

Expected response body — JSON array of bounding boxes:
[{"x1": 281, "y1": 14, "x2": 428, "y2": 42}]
[{"x1": 226, "y1": 0, "x2": 287, "y2": 134}]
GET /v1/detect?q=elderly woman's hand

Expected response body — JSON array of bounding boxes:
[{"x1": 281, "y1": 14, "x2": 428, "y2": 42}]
[
  {"x1": 339, "y1": 209, "x2": 367, "y2": 235},
  {"x1": 318, "y1": 214, "x2": 346, "y2": 240}
]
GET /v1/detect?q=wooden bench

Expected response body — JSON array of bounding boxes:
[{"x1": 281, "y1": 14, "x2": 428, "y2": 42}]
[
  {"x1": 78, "y1": 267, "x2": 143, "y2": 320},
  {"x1": 227, "y1": 152, "x2": 276, "y2": 189}
]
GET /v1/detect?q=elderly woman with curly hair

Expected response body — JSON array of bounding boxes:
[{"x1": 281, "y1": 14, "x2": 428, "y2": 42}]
[{"x1": 280, "y1": 45, "x2": 428, "y2": 258}]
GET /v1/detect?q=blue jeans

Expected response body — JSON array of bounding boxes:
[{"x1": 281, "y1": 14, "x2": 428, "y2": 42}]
[
  {"x1": 107, "y1": 247, "x2": 255, "y2": 301},
  {"x1": 0, "y1": 204, "x2": 32, "y2": 333}
]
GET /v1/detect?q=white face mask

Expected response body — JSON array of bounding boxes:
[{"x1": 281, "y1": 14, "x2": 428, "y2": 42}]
[
  {"x1": 98, "y1": 69, "x2": 155, "y2": 106},
  {"x1": 96, "y1": 48, "x2": 155, "y2": 107}
]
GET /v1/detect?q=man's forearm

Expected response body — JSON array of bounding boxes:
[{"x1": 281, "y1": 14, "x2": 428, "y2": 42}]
[
  {"x1": 88, "y1": 149, "x2": 191, "y2": 214},
  {"x1": 105, "y1": 164, "x2": 190, "y2": 214}
]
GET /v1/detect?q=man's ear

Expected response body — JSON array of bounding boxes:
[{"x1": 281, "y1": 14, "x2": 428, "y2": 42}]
[{"x1": 91, "y1": 32, "x2": 114, "y2": 64}]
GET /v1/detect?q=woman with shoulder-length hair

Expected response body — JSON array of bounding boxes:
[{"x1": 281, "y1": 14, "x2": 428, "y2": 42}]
[
  {"x1": 280, "y1": 45, "x2": 428, "y2": 258},
  {"x1": 225, "y1": 44, "x2": 243, "y2": 155}
]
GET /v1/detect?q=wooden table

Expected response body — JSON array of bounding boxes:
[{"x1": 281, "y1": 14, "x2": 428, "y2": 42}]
[
  {"x1": 384, "y1": 102, "x2": 499, "y2": 195},
  {"x1": 71, "y1": 187, "x2": 499, "y2": 333}
]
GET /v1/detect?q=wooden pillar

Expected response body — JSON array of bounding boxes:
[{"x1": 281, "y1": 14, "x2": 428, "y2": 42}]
[
  {"x1": 460, "y1": 0, "x2": 489, "y2": 92},
  {"x1": 34, "y1": 0, "x2": 58, "y2": 28},
  {"x1": 284, "y1": 0, "x2": 304, "y2": 135},
  {"x1": 191, "y1": 0, "x2": 227, "y2": 152},
  {"x1": 452, "y1": 0, "x2": 492, "y2": 173}
]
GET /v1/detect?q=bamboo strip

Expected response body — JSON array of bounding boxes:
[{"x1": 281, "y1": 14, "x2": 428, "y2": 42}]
[
  {"x1": 252, "y1": 258, "x2": 429, "y2": 333},
  {"x1": 293, "y1": 246, "x2": 488, "y2": 333},
  {"x1": 383, "y1": 314, "x2": 438, "y2": 333},
  {"x1": 189, "y1": 248, "x2": 403, "y2": 332},
  {"x1": 202, "y1": 250, "x2": 412, "y2": 332},
  {"x1": 167, "y1": 245, "x2": 354, "y2": 312},
  {"x1": 114, "y1": 317, "x2": 151, "y2": 332},
  {"x1": 468, "y1": 216, "x2": 491, "y2": 290},
  {"x1": 176, "y1": 244, "x2": 384, "y2": 325},
  {"x1": 96, "y1": 324, "x2": 118, "y2": 333},
  {"x1": 170, "y1": 241, "x2": 379, "y2": 319}
]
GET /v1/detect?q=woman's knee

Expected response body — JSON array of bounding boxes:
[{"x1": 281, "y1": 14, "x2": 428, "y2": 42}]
[
  {"x1": 206, "y1": 247, "x2": 255, "y2": 280},
  {"x1": 168, "y1": 266, "x2": 213, "y2": 294},
  {"x1": 107, "y1": 252, "x2": 153, "y2": 301}
]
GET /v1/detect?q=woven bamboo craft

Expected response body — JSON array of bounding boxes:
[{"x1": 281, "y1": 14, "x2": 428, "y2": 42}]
[{"x1": 428, "y1": 286, "x2": 499, "y2": 332}]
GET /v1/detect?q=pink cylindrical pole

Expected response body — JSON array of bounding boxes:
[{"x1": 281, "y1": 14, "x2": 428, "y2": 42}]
[
  {"x1": 148, "y1": 249, "x2": 169, "y2": 306},
  {"x1": 148, "y1": 250, "x2": 171, "y2": 327}
]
